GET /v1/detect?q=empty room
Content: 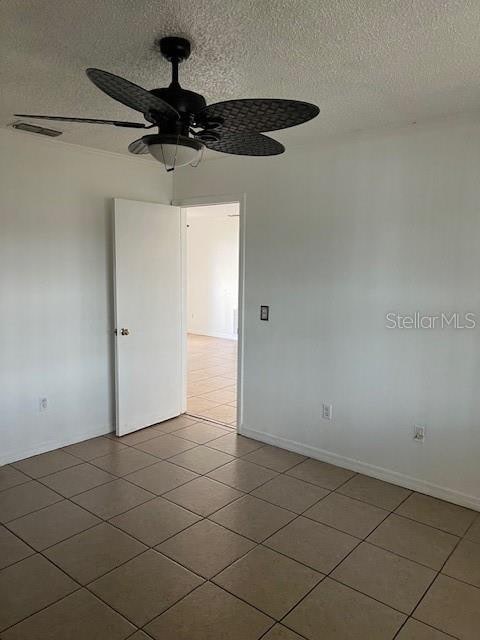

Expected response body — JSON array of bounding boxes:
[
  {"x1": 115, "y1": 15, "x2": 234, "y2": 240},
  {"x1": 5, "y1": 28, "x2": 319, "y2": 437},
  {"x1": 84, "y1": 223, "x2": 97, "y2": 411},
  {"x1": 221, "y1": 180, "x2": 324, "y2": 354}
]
[{"x1": 1, "y1": 2, "x2": 479, "y2": 639}]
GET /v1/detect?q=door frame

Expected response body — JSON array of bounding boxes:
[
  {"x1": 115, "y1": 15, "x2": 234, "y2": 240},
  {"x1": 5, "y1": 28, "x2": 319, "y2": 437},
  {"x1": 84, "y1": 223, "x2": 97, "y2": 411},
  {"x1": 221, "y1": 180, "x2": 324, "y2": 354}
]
[{"x1": 173, "y1": 193, "x2": 246, "y2": 431}]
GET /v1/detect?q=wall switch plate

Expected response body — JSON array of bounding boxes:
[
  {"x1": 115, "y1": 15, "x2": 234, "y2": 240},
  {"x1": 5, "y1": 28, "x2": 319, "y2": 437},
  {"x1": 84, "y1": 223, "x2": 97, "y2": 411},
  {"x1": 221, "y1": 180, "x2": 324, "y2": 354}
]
[
  {"x1": 413, "y1": 424, "x2": 425, "y2": 443},
  {"x1": 322, "y1": 403, "x2": 333, "y2": 420},
  {"x1": 260, "y1": 305, "x2": 269, "y2": 321},
  {"x1": 39, "y1": 397, "x2": 48, "y2": 411}
]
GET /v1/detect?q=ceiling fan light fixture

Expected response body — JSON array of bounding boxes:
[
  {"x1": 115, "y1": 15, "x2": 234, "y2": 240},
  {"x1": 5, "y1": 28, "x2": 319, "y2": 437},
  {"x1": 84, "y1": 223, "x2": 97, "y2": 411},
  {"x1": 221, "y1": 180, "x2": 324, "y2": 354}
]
[{"x1": 146, "y1": 134, "x2": 204, "y2": 171}]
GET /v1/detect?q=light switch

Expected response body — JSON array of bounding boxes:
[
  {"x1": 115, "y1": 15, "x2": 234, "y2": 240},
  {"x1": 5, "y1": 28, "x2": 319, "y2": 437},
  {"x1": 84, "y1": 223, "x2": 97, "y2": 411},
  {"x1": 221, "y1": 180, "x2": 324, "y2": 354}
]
[{"x1": 260, "y1": 305, "x2": 269, "y2": 321}]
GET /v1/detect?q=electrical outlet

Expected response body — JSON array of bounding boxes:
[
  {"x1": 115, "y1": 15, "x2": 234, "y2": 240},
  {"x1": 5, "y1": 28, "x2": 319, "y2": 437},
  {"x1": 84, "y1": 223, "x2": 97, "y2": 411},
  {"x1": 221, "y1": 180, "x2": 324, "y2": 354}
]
[
  {"x1": 39, "y1": 397, "x2": 48, "y2": 411},
  {"x1": 413, "y1": 424, "x2": 425, "y2": 443},
  {"x1": 322, "y1": 403, "x2": 333, "y2": 420}
]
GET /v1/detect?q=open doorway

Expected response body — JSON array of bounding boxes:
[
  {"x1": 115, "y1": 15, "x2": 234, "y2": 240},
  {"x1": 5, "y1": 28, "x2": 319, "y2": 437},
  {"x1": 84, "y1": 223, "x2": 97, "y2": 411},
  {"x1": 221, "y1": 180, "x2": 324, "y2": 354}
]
[{"x1": 184, "y1": 202, "x2": 240, "y2": 427}]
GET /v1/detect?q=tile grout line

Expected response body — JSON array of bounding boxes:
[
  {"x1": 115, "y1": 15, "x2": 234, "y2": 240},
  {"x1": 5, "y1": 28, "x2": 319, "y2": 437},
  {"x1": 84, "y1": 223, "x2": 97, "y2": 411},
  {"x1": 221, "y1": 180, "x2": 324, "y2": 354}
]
[
  {"x1": 3, "y1": 442, "x2": 473, "y2": 576},
  {"x1": 277, "y1": 488, "x2": 415, "y2": 628},
  {"x1": 399, "y1": 517, "x2": 471, "y2": 640},
  {"x1": 2, "y1": 420, "x2": 479, "y2": 638},
  {"x1": 2, "y1": 437, "x2": 323, "y2": 634},
  {"x1": 3, "y1": 463, "x2": 472, "y2": 636}
]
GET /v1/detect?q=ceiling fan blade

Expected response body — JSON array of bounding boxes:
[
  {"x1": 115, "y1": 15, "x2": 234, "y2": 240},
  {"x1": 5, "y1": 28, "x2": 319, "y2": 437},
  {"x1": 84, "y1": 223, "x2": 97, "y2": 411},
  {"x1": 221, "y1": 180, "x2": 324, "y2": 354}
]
[
  {"x1": 203, "y1": 132, "x2": 284, "y2": 156},
  {"x1": 14, "y1": 114, "x2": 148, "y2": 128},
  {"x1": 86, "y1": 68, "x2": 179, "y2": 120},
  {"x1": 128, "y1": 137, "x2": 150, "y2": 154},
  {"x1": 196, "y1": 98, "x2": 319, "y2": 133}
]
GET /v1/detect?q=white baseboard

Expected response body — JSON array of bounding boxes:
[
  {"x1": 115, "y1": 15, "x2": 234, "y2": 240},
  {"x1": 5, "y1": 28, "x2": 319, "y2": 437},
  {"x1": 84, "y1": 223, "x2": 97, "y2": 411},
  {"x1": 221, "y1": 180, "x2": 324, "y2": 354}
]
[
  {"x1": 188, "y1": 329, "x2": 238, "y2": 340},
  {"x1": 1, "y1": 425, "x2": 114, "y2": 466},
  {"x1": 239, "y1": 425, "x2": 480, "y2": 512}
]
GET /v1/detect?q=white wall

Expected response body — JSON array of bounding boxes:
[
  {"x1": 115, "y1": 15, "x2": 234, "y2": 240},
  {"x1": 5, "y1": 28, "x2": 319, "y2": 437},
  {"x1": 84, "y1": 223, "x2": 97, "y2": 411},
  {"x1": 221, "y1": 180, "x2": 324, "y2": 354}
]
[
  {"x1": 187, "y1": 205, "x2": 239, "y2": 340},
  {"x1": 0, "y1": 129, "x2": 172, "y2": 464},
  {"x1": 174, "y1": 116, "x2": 480, "y2": 510}
]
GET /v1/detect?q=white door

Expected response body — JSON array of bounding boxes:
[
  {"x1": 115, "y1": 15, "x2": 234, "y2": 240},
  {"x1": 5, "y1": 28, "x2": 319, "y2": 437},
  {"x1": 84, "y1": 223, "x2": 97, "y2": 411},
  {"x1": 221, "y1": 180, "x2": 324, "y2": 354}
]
[{"x1": 113, "y1": 198, "x2": 185, "y2": 436}]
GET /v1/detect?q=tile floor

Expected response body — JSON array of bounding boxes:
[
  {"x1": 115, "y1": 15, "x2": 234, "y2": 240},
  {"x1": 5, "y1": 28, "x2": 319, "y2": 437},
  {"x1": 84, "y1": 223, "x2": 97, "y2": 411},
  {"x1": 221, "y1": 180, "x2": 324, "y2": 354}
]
[
  {"x1": 1, "y1": 416, "x2": 479, "y2": 639},
  {"x1": 187, "y1": 333, "x2": 237, "y2": 426}
]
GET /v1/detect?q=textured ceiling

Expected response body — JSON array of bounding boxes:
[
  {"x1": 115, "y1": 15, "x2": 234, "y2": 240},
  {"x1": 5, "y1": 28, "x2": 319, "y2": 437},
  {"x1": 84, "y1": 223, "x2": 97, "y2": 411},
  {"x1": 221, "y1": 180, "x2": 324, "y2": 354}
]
[{"x1": 2, "y1": 0, "x2": 480, "y2": 158}]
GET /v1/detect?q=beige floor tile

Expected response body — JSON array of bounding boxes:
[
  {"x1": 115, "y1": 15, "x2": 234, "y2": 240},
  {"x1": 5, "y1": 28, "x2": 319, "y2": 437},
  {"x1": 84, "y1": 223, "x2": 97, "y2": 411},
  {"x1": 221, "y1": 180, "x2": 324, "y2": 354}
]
[
  {"x1": 395, "y1": 493, "x2": 478, "y2": 536},
  {"x1": 265, "y1": 516, "x2": 358, "y2": 573},
  {"x1": 1, "y1": 589, "x2": 135, "y2": 640},
  {"x1": 337, "y1": 474, "x2": 412, "y2": 510},
  {"x1": 442, "y1": 539, "x2": 480, "y2": 588},
  {"x1": 242, "y1": 445, "x2": 306, "y2": 472},
  {"x1": 203, "y1": 357, "x2": 233, "y2": 367},
  {"x1": 332, "y1": 542, "x2": 436, "y2": 614},
  {"x1": 164, "y1": 476, "x2": 243, "y2": 516},
  {"x1": 168, "y1": 446, "x2": 234, "y2": 474},
  {"x1": 252, "y1": 475, "x2": 329, "y2": 514},
  {"x1": 12, "y1": 450, "x2": 81, "y2": 479},
  {"x1": 188, "y1": 369, "x2": 214, "y2": 382},
  {"x1": 110, "y1": 497, "x2": 200, "y2": 546},
  {"x1": 368, "y1": 513, "x2": 459, "y2": 569},
  {"x1": 187, "y1": 396, "x2": 221, "y2": 413},
  {"x1": 0, "y1": 554, "x2": 78, "y2": 630},
  {"x1": 157, "y1": 519, "x2": 255, "y2": 578},
  {"x1": 40, "y1": 463, "x2": 115, "y2": 497},
  {"x1": 195, "y1": 377, "x2": 234, "y2": 393},
  {"x1": 0, "y1": 481, "x2": 62, "y2": 523},
  {"x1": 0, "y1": 465, "x2": 30, "y2": 491},
  {"x1": 188, "y1": 378, "x2": 232, "y2": 396},
  {"x1": 200, "y1": 404, "x2": 237, "y2": 424},
  {"x1": 201, "y1": 366, "x2": 235, "y2": 377},
  {"x1": 206, "y1": 433, "x2": 264, "y2": 456},
  {"x1": 201, "y1": 389, "x2": 237, "y2": 404},
  {"x1": 304, "y1": 492, "x2": 388, "y2": 538},
  {"x1": 63, "y1": 436, "x2": 127, "y2": 460},
  {"x1": 45, "y1": 522, "x2": 146, "y2": 584},
  {"x1": 414, "y1": 574, "x2": 480, "y2": 639},
  {"x1": 133, "y1": 434, "x2": 197, "y2": 458},
  {"x1": 173, "y1": 422, "x2": 230, "y2": 444},
  {"x1": 153, "y1": 414, "x2": 199, "y2": 433},
  {"x1": 71, "y1": 479, "x2": 154, "y2": 519},
  {"x1": 214, "y1": 545, "x2": 321, "y2": 619},
  {"x1": 210, "y1": 495, "x2": 295, "y2": 542},
  {"x1": 262, "y1": 625, "x2": 305, "y2": 640},
  {"x1": 465, "y1": 516, "x2": 480, "y2": 543},
  {"x1": 188, "y1": 361, "x2": 211, "y2": 373},
  {"x1": 127, "y1": 633, "x2": 152, "y2": 640},
  {"x1": 145, "y1": 581, "x2": 272, "y2": 640},
  {"x1": 396, "y1": 619, "x2": 455, "y2": 639},
  {"x1": 283, "y1": 577, "x2": 406, "y2": 640},
  {"x1": 125, "y1": 460, "x2": 198, "y2": 495},
  {"x1": 0, "y1": 525, "x2": 34, "y2": 569},
  {"x1": 6, "y1": 500, "x2": 99, "y2": 551},
  {"x1": 208, "y1": 459, "x2": 278, "y2": 492},
  {"x1": 286, "y1": 459, "x2": 356, "y2": 490},
  {"x1": 90, "y1": 549, "x2": 203, "y2": 626},
  {"x1": 91, "y1": 448, "x2": 159, "y2": 477}
]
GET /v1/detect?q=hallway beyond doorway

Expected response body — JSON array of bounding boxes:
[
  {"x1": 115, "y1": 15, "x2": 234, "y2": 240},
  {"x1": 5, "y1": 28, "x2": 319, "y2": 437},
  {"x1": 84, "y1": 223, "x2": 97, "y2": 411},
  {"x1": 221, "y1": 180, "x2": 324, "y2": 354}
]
[{"x1": 187, "y1": 335, "x2": 237, "y2": 426}]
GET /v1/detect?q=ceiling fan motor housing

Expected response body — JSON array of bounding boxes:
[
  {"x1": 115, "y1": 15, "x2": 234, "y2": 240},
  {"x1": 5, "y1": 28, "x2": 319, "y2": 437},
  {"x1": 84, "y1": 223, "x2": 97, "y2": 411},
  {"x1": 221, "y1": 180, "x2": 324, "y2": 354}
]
[{"x1": 150, "y1": 87, "x2": 206, "y2": 122}]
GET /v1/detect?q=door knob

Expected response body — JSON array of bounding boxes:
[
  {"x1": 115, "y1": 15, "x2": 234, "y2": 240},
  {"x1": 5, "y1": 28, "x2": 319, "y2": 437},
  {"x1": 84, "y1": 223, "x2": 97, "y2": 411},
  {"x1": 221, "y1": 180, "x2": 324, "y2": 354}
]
[{"x1": 120, "y1": 328, "x2": 130, "y2": 336}]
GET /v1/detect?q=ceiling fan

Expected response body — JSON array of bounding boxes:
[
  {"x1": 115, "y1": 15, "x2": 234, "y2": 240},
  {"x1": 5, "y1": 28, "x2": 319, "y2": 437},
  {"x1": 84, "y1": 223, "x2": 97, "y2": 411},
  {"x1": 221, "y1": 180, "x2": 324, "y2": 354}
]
[{"x1": 15, "y1": 36, "x2": 320, "y2": 171}]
